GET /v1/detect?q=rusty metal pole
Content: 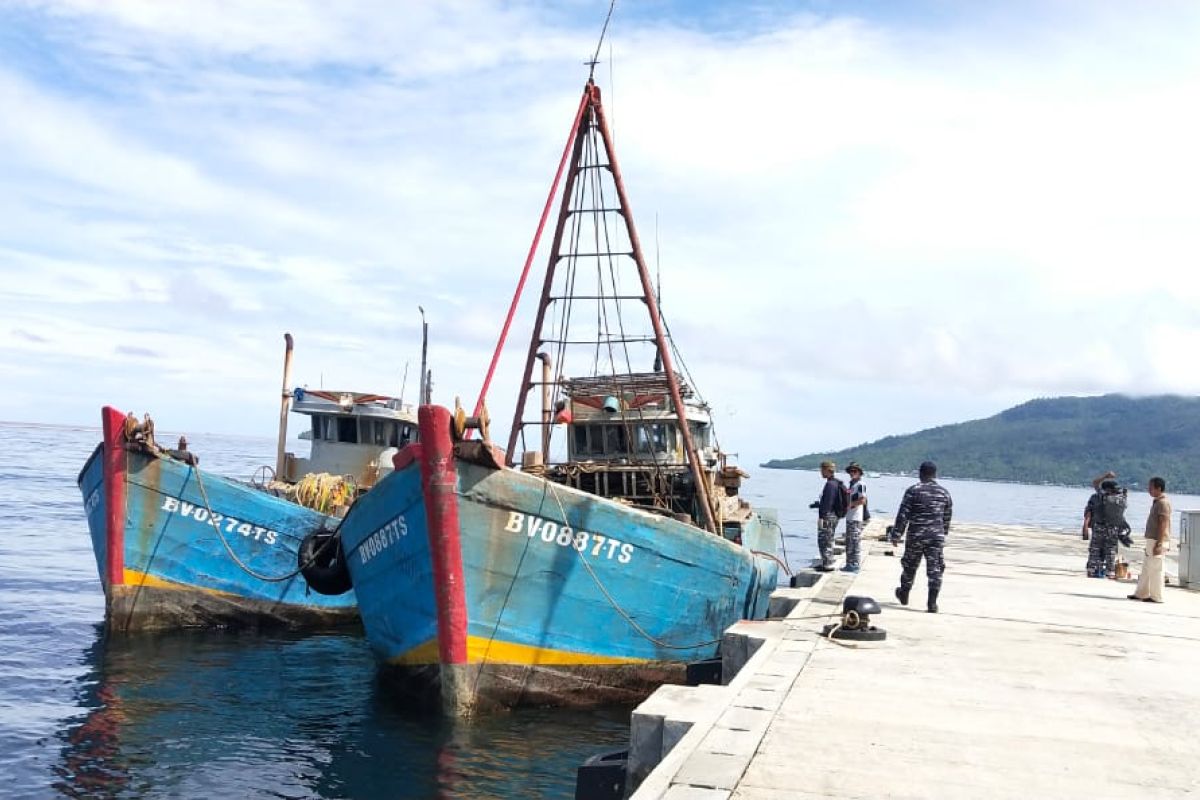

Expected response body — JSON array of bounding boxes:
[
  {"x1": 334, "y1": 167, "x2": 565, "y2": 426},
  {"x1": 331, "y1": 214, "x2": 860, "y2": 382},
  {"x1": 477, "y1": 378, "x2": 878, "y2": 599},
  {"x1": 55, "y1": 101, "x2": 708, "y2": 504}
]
[
  {"x1": 418, "y1": 306, "x2": 429, "y2": 405},
  {"x1": 275, "y1": 333, "x2": 295, "y2": 481},
  {"x1": 505, "y1": 94, "x2": 591, "y2": 465},
  {"x1": 475, "y1": 89, "x2": 591, "y2": 435},
  {"x1": 589, "y1": 84, "x2": 719, "y2": 535},
  {"x1": 536, "y1": 352, "x2": 552, "y2": 461}
]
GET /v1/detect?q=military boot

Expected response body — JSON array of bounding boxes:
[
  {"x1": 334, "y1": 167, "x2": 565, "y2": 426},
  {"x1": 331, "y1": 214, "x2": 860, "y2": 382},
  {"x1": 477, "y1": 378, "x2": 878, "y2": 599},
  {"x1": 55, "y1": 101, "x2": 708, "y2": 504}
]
[
  {"x1": 894, "y1": 586, "x2": 909, "y2": 606},
  {"x1": 927, "y1": 588, "x2": 940, "y2": 613}
]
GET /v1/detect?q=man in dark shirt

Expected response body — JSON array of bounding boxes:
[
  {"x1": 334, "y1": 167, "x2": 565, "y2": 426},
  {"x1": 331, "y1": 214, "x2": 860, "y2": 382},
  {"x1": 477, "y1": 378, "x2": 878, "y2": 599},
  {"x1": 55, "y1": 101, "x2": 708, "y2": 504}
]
[
  {"x1": 1083, "y1": 470, "x2": 1129, "y2": 578},
  {"x1": 811, "y1": 460, "x2": 842, "y2": 571},
  {"x1": 891, "y1": 461, "x2": 953, "y2": 612}
]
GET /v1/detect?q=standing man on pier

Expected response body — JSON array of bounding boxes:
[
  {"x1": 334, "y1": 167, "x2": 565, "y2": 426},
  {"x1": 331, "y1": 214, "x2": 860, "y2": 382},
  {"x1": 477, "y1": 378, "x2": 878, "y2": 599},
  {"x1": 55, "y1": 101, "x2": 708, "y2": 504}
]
[
  {"x1": 842, "y1": 462, "x2": 867, "y2": 573},
  {"x1": 811, "y1": 461, "x2": 843, "y2": 572},
  {"x1": 1083, "y1": 470, "x2": 1129, "y2": 578},
  {"x1": 891, "y1": 461, "x2": 953, "y2": 613},
  {"x1": 1129, "y1": 476, "x2": 1171, "y2": 603}
]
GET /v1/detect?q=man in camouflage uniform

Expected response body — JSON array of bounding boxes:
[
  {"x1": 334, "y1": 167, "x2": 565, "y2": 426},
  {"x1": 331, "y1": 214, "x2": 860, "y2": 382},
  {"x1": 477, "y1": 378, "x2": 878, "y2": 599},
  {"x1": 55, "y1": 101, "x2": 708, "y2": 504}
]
[
  {"x1": 842, "y1": 462, "x2": 867, "y2": 573},
  {"x1": 891, "y1": 461, "x2": 953, "y2": 613},
  {"x1": 810, "y1": 460, "x2": 842, "y2": 571},
  {"x1": 1083, "y1": 470, "x2": 1130, "y2": 578}
]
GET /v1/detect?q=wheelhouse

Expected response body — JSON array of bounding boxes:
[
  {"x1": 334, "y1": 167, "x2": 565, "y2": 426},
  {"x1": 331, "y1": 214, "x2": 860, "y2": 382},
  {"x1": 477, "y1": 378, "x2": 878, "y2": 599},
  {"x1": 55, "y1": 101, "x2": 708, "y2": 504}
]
[{"x1": 283, "y1": 389, "x2": 417, "y2": 489}]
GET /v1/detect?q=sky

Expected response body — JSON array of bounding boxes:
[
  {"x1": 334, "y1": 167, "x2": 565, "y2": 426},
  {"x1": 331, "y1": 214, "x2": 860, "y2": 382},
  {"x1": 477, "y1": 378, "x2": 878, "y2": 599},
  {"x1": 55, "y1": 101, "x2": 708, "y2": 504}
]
[{"x1": 2, "y1": 0, "x2": 1199, "y2": 467}]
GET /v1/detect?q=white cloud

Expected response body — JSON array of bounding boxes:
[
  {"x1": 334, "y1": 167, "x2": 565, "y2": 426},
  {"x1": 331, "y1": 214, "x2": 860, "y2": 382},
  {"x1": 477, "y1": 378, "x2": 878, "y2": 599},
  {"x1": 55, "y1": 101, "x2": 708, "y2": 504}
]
[{"x1": 2, "y1": 1, "x2": 1199, "y2": 461}]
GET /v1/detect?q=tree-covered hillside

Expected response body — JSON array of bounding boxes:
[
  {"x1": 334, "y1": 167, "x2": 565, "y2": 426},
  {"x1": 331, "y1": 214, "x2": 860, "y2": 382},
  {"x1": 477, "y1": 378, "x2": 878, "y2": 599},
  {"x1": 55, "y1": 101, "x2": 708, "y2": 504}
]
[{"x1": 762, "y1": 394, "x2": 1200, "y2": 493}]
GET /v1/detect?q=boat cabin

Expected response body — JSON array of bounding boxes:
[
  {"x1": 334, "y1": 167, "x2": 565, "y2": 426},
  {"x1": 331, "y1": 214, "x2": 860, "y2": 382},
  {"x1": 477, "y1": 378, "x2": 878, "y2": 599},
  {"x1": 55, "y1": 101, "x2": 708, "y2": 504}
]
[
  {"x1": 282, "y1": 388, "x2": 417, "y2": 489},
  {"x1": 546, "y1": 373, "x2": 724, "y2": 522}
]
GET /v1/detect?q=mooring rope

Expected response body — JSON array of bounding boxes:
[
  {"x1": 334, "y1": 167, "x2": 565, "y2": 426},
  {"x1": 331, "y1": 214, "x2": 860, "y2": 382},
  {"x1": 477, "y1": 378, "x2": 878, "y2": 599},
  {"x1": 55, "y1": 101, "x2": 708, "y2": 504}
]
[
  {"x1": 191, "y1": 464, "x2": 342, "y2": 583},
  {"x1": 759, "y1": 517, "x2": 793, "y2": 575},
  {"x1": 539, "y1": 478, "x2": 726, "y2": 651}
]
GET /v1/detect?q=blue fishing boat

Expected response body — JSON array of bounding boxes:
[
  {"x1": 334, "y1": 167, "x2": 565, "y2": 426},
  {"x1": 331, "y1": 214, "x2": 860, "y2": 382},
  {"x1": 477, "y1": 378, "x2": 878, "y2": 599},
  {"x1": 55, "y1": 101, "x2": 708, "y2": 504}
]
[
  {"x1": 77, "y1": 335, "x2": 417, "y2": 632},
  {"x1": 338, "y1": 77, "x2": 780, "y2": 714}
]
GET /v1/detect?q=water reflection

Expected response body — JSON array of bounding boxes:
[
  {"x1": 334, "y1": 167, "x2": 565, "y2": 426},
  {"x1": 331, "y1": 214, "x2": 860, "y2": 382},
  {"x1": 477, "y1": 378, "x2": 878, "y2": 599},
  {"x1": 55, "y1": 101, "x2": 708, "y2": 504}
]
[{"x1": 53, "y1": 629, "x2": 628, "y2": 799}]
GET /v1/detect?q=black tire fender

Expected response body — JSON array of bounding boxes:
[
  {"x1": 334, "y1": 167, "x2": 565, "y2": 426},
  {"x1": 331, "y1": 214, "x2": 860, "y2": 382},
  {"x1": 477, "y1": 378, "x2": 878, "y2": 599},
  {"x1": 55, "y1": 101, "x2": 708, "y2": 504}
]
[{"x1": 298, "y1": 530, "x2": 353, "y2": 596}]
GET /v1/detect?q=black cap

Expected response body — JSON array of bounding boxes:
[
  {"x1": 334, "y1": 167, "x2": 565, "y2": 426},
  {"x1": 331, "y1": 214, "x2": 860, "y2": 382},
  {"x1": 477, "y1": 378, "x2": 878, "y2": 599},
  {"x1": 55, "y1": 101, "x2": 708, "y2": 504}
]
[
  {"x1": 846, "y1": 461, "x2": 863, "y2": 474},
  {"x1": 1100, "y1": 479, "x2": 1119, "y2": 492},
  {"x1": 919, "y1": 461, "x2": 937, "y2": 476}
]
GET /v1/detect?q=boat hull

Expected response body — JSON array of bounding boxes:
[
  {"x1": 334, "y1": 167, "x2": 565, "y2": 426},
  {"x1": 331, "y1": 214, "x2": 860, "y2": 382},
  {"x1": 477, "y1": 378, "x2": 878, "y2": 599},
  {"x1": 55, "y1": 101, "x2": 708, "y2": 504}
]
[
  {"x1": 78, "y1": 407, "x2": 358, "y2": 633},
  {"x1": 340, "y1": 405, "x2": 778, "y2": 714}
]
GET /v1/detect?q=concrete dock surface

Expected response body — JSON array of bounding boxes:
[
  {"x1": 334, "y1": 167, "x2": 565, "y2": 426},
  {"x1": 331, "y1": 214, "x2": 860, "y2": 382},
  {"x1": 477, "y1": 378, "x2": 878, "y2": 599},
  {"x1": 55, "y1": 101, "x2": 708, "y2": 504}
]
[{"x1": 630, "y1": 521, "x2": 1200, "y2": 799}]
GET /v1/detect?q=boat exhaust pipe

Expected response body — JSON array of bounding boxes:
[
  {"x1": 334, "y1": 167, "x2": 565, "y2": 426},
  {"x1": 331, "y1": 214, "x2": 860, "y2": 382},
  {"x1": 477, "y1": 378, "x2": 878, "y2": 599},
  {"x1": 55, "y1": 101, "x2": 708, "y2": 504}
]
[
  {"x1": 536, "y1": 352, "x2": 552, "y2": 461},
  {"x1": 275, "y1": 332, "x2": 294, "y2": 481}
]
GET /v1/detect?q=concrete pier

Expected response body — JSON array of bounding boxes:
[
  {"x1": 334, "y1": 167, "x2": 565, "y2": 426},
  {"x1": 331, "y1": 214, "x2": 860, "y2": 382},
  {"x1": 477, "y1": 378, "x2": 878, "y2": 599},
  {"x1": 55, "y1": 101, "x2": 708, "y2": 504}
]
[{"x1": 628, "y1": 520, "x2": 1200, "y2": 799}]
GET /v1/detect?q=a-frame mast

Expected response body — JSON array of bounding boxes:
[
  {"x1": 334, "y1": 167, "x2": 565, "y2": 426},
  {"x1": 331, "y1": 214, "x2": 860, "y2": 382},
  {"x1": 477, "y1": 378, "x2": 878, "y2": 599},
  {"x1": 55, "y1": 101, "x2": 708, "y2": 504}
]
[{"x1": 504, "y1": 81, "x2": 720, "y2": 535}]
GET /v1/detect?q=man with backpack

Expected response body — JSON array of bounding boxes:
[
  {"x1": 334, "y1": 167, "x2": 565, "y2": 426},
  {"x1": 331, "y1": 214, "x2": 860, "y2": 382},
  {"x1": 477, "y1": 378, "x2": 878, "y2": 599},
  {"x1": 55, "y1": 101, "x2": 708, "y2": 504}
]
[
  {"x1": 809, "y1": 460, "x2": 848, "y2": 571},
  {"x1": 1083, "y1": 470, "x2": 1130, "y2": 578}
]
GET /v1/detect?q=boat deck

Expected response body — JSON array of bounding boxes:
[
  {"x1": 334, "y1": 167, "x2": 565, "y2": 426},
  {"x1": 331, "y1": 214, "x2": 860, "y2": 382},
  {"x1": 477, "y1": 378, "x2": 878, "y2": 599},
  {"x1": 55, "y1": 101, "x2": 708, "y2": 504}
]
[{"x1": 630, "y1": 520, "x2": 1200, "y2": 798}]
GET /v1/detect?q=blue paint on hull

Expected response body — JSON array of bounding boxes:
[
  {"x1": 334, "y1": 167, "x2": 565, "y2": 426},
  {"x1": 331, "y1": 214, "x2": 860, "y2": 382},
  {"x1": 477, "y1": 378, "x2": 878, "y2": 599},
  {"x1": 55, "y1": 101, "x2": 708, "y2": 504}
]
[
  {"x1": 338, "y1": 460, "x2": 436, "y2": 661},
  {"x1": 342, "y1": 454, "x2": 779, "y2": 669},
  {"x1": 78, "y1": 443, "x2": 357, "y2": 630},
  {"x1": 456, "y1": 461, "x2": 778, "y2": 663},
  {"x1": 79, "y1": 445, "x2": 109, "y2": 585}
]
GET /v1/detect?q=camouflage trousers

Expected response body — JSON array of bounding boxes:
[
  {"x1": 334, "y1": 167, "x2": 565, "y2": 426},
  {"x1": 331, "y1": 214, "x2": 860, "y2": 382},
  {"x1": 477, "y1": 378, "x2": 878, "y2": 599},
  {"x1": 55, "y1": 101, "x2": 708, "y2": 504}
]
[
  {"x1": 900, "y1": 534, "x2": 945, "y2": 593},
  {"x1": 844, "y1": 519, "x2": 864, "y2": 569},
  {"x1": 817, "y1": 514, "x2": 838, "y2": 568},
  {"x1": 1086, "y1": 526, "x2": 1119, "y2": 577}
]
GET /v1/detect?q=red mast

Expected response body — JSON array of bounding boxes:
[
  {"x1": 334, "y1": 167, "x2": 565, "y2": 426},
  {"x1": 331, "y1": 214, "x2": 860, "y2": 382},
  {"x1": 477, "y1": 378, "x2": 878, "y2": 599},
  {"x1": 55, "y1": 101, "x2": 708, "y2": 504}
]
[{"x1": 502, "y1": 81, "x2": 719, "y2": 534}]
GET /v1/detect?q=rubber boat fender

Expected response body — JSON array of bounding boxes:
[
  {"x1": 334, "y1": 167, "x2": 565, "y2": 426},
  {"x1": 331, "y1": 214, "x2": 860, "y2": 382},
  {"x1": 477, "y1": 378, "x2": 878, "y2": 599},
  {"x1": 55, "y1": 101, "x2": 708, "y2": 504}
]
[{"x1": 297, "y1": 530, "x2": 353, "y2": 595}]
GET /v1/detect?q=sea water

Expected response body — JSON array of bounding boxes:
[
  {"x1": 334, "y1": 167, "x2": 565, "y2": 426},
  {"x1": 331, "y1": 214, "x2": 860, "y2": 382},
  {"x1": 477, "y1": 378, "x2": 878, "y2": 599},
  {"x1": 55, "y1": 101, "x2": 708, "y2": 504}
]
[
  {"x1": 0, "y1": 424, "x2": 629, "y2": 799},
  {"x1": 3, "y1": 422, "x2": 1197, "y2": 798}
]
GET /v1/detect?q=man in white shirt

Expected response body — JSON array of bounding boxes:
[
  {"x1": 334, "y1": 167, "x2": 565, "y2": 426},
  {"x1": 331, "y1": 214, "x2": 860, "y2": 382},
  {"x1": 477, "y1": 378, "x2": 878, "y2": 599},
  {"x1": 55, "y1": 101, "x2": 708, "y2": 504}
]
[{"x1": 842, "y1": 462, "x2": 867, "y2": 573}]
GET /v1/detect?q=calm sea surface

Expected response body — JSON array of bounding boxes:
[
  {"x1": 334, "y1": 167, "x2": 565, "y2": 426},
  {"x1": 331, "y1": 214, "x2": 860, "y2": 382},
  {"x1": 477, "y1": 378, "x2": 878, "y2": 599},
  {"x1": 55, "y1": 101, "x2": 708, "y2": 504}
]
[{"x1": 3, "y1": 422, "x2": 1199, "y2": 798}]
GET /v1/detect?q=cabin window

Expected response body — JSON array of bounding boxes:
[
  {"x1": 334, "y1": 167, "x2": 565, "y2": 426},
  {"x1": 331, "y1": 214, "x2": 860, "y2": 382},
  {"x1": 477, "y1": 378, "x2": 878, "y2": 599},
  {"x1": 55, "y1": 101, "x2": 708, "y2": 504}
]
[
  {"x1": 689, "y1": 422, "x2": 710, "y2": 448},
  {"x1": 398, "y1": 424, "x2": 413, "y2": 446},
  {"x1": 313, "y1": 415, "x2": 338, "y2": 442},
  {"x1": 361, "y1": 419, "x2": 382, "y2": 446},
  {"x1": 569, "y1": 424, "x2": 638, "y2": 457},
  {"x1": 573, "y1": 425, "x2": 590, "y2": 455},
  {"x1": 368, "y1": 419, "x2": 392, "y2": 447},
  {"x1": 635, "y1": 424, "x2": 669, "y2": 453},
  {"x1": 336, "y1": 416, "x2": 358, "y2": 443},
  {"x1": 603, "y1": 425, "x2": 627, "y2": 455}
]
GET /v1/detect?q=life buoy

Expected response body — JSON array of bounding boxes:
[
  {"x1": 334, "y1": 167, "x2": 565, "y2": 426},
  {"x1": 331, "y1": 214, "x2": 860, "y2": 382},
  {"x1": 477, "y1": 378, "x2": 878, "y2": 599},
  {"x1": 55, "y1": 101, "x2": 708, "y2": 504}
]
[{"x1": 297, "y1": 530, "x2": 353, "y2": 596}]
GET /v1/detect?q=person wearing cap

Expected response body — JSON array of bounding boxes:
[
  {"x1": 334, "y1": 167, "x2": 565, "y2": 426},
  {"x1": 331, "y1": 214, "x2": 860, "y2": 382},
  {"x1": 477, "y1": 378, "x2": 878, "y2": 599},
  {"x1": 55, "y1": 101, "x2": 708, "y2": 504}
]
[
  {"x1": 1083, "y1": 470, "x2": 1130, "y2": 578},
  {"x1": 842, "y1": 462, "x2": 868, "y2": 572},
  {"x1": 891, "y1": 460, "x2": 953, "y2": 612},
  {"x1": 810, "y1": 460, "x2": 843, "y2": 571}
]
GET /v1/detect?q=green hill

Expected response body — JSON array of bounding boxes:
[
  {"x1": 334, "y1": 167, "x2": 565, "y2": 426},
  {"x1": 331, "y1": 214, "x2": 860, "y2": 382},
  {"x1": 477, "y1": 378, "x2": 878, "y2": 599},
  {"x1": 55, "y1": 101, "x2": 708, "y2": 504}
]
[{"x1": 762, "y1": 394, "x2": 1200, "y2": 493}]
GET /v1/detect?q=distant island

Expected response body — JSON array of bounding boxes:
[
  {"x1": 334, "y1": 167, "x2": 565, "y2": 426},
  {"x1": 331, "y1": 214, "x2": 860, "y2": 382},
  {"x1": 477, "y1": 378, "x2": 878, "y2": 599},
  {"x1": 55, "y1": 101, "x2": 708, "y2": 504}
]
[{"x1": 762, "y1": 394, "x2": 1200, "y2": 494}]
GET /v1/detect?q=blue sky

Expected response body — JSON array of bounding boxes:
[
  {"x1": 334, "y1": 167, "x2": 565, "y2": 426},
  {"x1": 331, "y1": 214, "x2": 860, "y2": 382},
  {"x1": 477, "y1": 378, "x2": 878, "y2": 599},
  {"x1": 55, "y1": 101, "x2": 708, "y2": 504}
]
[{"x1": 2, "y1": 1, "x2": 1199, "y2": 466}]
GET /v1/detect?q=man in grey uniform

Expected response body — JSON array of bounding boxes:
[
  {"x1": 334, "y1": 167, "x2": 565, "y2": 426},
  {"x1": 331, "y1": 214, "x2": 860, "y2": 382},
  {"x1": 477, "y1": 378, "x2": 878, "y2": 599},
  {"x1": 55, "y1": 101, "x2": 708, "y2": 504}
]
[{"x1": 890, "y1": 460, "x2": 953, "y2": 613}]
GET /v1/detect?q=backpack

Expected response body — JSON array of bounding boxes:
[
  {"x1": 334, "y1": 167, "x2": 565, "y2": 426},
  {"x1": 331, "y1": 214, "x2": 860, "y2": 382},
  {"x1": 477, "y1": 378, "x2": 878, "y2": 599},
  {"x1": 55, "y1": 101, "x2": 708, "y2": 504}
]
[
  {"x1": 1097, "y1": 492, "x2": 1128, "y2": 529},
  {"x1": 832, "y1": 478, "x2": 849, "y2": 519}
]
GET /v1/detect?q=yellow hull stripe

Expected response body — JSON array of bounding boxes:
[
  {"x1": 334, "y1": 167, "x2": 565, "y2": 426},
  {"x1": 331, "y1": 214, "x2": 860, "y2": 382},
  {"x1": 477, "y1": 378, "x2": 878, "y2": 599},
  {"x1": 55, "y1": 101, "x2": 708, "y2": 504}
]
[
  {"x1": 119, "y1": 569, "x2": 231, "y2": 596},
  {"x1": 387, "y1": 635, "x2": 649, "y2": 667}
]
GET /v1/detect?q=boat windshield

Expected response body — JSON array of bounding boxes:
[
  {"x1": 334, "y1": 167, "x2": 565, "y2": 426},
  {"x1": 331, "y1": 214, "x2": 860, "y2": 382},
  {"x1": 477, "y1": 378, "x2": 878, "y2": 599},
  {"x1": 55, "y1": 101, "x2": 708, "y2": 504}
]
[{"x1": 571, "y1": 422, "x2": 672, "y2": 459}]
